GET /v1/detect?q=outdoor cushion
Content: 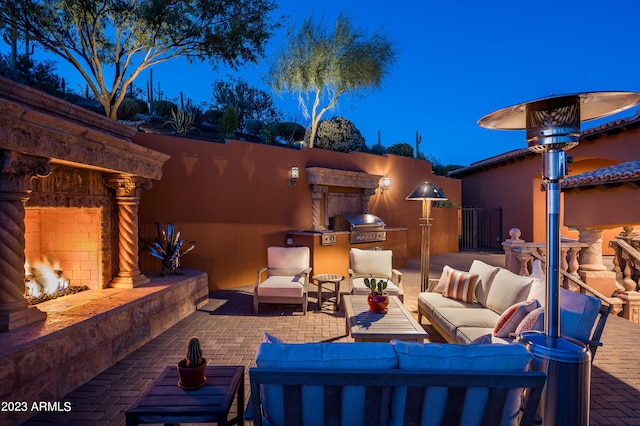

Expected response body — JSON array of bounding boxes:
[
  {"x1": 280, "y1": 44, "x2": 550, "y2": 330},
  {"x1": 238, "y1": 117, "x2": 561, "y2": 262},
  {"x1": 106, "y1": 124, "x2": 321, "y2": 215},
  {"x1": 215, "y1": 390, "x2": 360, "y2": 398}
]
[
  {"x1": 470, "y1": 260, "x2": 502, "y2": 306},
  {"x1": 419, "y1": 291, "x2": 484, "y2": 311},
  {"x1": 437, "y1": 307, "x2": 501, "y2": 329},
  {"x1": 493, "y1": 300, "x2": 541, "y2": 338},
  {"x1": 349, "y1": 248, "x2": 393, "y2": 277},
  {"x1": 515, "y1": 307, "x2": 545, "y2": 335},
  {"x1": 442, "y1": 269, "x2": 479, "y2": 303},
  {"x1": 267, "y1": 246, "x2": 309, "y2": 276},
  {"x1": 255, "y1": 275, "x2": 304, "y2": 298},
  {"x1": 255, "y1": 342, "x2": 397, "y2": 426},
  {"x1": 389, "y1": 341, "x2": 533, "y2": 426},
  {"x1": 351, "y1": 278, "x2": 400, "y2": 296},
  {"x1": 432, "y1": 265, "x2": 454, "y2": 292},
  {"x1": 527, "y1": 278, "x2": 546, "y2": 306},
  {"x1": 485, "y1": 269, "x2": 534, "y2": 315},
  {"x1": 456, "y1": 326, "x2": 511, "y2": 345}
]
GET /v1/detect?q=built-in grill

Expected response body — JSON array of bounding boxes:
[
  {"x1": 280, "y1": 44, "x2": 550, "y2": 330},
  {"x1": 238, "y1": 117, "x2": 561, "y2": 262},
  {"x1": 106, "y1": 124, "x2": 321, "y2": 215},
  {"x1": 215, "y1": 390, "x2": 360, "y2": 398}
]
[{"x1": 332, "y1": 214, "x2": 387, "y2": 243}]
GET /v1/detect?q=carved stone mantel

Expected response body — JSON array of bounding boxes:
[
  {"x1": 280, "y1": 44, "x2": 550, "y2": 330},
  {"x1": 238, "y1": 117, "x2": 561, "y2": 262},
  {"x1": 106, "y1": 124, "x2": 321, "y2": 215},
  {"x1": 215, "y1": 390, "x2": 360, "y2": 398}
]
[
  {"x1": 0, "y1": 76, "x2": 169, "y2": 181},
  {"x1": 306, "y1": 167, "x2": 383, "y2": 230}
]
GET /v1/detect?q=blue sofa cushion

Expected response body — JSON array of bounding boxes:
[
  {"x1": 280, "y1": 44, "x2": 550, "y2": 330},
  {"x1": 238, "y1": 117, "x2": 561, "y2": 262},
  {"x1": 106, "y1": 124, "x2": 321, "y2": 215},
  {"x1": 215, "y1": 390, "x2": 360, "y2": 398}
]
[
  {"x1": 389, "y1": 341, "x2": 533, "y2": 426},
  {"x1": 255, "y1": 341, "x2": 397, "y2": 426}
]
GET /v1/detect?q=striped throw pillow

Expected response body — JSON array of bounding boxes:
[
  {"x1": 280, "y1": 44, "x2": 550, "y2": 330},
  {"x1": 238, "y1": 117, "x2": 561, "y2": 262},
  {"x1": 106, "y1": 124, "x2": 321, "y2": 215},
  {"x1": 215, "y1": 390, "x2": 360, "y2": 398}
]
[
  {"x1": 494, "y1": 300, "x2": 541, "y2": 338},
  {"x1": 442, "y1": 270, "x2": 479, "y2": 303}
]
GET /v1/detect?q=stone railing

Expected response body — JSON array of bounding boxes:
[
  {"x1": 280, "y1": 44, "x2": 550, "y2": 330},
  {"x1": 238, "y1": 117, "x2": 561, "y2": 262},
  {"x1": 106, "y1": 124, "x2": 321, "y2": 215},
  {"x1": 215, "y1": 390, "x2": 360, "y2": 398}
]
[
  {"x1": 502, "y1": 228, "x2": 633, "y2": 321},
  {"x1": 502, "y1": 228, "x2": 586, "y2": 286},
  {"x1": 609, "y1": 227, "x2": 640, "y2": 322}
]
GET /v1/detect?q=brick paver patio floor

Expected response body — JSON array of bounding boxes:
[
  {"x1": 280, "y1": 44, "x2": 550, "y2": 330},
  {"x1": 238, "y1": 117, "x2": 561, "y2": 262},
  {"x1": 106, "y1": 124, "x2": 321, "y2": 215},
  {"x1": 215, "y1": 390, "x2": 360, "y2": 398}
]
[{"x1": 24, "y1": 253, "x2": 640, "y2": 425}]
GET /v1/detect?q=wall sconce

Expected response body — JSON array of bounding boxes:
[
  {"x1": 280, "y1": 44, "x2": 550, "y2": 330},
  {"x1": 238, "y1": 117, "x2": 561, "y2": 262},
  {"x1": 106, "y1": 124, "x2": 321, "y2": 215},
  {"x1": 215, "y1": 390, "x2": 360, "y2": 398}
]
[
  {"x1": 380, "y1": 176, "x2": 391, "y2": 193},
  {"x1": 289, "y1": 166, "x2": 299, "y2": 187}
]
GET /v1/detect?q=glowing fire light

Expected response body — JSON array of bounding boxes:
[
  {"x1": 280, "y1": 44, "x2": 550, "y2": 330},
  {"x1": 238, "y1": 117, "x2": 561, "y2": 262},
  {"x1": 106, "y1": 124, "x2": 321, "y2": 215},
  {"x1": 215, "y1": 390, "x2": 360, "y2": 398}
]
[{"x1": 24, "y1": 258, "x2": 70, "y2": 298}]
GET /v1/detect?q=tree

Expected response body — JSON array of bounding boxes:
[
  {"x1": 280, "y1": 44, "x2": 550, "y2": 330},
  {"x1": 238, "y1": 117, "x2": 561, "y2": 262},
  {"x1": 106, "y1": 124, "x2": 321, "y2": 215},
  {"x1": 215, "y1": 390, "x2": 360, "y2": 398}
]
[
  {"x1": 0, "y1": 0, "x2": 279, "y2": 119},
  {"x1": 211, "y1": 76, "x2": 282, "y2": 131},
  {"x1": 304, "y1": 116, "x2": 365, "y2": 152},
  {"x1": 269, "y1": 13, "x2": 396, "y2": 148},
  {"x1": 387, "y1": 142, "x2": 414, "y2": 158}
]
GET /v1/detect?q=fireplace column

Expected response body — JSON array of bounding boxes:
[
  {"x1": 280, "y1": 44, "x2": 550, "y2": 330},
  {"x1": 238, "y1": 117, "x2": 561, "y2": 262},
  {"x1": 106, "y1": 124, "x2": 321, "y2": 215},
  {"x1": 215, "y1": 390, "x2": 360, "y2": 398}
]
[
  {"x1": 0, "y1": 150, "x2": 49, "y2": 331},
  {"x1": 105, "y1": 175, "x2": 152, "y2": 288}
]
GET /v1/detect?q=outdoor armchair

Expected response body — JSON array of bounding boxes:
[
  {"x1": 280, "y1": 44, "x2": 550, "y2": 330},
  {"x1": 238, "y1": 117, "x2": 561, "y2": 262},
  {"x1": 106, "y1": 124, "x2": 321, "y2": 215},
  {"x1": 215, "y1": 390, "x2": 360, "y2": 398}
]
[
  {"x1": 348, "y1": 248, "x2": 404, "y2": 301},
  {"x1": 254, "y1": 246, "x2": 311, "y2": 315}
]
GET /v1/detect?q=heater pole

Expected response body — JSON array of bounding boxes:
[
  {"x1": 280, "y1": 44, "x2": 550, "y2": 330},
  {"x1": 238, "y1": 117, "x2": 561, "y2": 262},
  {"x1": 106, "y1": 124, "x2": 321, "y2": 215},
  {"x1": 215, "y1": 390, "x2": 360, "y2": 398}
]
[{"x1": 543, "y1": 148, "x2": 566, "y2": 338}]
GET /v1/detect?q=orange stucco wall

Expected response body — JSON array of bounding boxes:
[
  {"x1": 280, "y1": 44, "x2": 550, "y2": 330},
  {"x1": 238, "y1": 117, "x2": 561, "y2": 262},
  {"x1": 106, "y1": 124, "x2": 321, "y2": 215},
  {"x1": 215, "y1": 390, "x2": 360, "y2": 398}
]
[
  {"x1": 134, "y1": 133, "x2": 460, "y2": 290},
  {"x1": 455, "y1": 124, "x2": 640, "y2": 255}
]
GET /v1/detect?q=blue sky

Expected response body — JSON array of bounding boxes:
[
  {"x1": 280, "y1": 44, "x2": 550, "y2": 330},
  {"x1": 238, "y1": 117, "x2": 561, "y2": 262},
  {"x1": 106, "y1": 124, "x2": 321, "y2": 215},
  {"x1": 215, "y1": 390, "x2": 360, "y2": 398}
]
[{"x1": 6, "y1": 0, "x2": 640, "y2": 166}]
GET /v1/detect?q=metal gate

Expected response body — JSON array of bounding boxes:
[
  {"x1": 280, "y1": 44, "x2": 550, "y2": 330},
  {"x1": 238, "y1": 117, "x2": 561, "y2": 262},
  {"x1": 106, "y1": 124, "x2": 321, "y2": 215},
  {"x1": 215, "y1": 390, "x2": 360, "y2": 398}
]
[{"x1": 459, "y1": 208, "x2": 503, "y2": 252}]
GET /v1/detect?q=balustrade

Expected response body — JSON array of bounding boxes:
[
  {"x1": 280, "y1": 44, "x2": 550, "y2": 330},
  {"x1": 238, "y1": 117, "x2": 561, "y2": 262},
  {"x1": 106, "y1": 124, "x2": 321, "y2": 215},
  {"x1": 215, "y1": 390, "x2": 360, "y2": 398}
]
[{"x1": 503, "y1": 227, "x2": 636, "y2": 322}]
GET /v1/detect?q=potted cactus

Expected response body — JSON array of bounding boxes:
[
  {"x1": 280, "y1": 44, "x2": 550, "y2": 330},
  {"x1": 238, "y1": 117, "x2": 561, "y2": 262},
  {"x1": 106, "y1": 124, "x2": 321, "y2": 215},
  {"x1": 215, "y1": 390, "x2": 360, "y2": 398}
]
[
  {"x1": 177, "y1": 336, "x2": 207, "y2": 390},
  {"x1": 364, "y1": 276, "x2": 389, "y2": 313}
]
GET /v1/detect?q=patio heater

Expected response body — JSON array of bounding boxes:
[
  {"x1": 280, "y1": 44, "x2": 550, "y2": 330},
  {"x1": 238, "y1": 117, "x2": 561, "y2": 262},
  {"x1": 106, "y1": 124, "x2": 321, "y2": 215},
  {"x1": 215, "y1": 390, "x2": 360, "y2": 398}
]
[
  {"x1": 479, "y1": 91, "x2": 640, "y2": 425},
  {"x1": 406, "y1": 182, "x2": 447, "y2": 292}
]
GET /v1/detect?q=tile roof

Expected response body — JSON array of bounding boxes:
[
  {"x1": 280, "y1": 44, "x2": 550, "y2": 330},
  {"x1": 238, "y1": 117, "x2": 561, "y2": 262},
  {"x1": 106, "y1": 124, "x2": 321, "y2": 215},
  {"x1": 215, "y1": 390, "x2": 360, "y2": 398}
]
[
  {"x1": 562, "y1": 160, "x2": 640, "y2": 189},
  {"x1": 449, "y1": 110, "x2": 640, "y2": 178}
]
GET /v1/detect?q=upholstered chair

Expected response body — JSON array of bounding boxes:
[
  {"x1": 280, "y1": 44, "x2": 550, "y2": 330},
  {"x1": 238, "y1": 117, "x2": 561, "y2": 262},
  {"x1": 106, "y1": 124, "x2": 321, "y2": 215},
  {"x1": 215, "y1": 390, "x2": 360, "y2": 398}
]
[
  {"x1": 348, "y1": 248, "x2": 404, "y2": 301},
  {"x1": 254, "y1": 246, "x2": 311, "y2": 315}
]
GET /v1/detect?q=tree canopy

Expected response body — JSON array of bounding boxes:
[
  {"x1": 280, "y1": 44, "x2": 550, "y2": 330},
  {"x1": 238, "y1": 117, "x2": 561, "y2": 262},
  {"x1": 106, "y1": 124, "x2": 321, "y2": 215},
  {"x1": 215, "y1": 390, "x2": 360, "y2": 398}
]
[
  {"x1": 268, "y1": 13, "x2": 396, "y2": 148},
  {"x1": 211, "y1": 76, "x2": 282, "y2": 131},
  {"x1": 0, "y1": 0, "x2": 279, "y2": 119}
]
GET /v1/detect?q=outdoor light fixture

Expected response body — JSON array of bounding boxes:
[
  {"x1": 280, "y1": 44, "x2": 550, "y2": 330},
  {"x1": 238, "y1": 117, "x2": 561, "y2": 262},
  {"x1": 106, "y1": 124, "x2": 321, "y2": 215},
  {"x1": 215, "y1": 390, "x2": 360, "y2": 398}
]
[
  {"x1": 406, "y1": 181, "x2": 447, "y2": 292},
  {"x1": 380, "y1": 176, "x2": 391, "y2": 193},
  {"x1": 289, "y1": 166, "x2": 299, "y2": 187},
  {"x1": 479, "y1": 91, "x2": 640, "y2": 425}
]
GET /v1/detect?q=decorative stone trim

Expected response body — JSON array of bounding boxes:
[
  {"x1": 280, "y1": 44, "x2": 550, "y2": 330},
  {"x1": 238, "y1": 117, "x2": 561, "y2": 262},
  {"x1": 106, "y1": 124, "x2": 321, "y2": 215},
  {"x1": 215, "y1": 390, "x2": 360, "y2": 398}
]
[{"x1": 306, "y1": 167, "x2": 382, "y2": 189}]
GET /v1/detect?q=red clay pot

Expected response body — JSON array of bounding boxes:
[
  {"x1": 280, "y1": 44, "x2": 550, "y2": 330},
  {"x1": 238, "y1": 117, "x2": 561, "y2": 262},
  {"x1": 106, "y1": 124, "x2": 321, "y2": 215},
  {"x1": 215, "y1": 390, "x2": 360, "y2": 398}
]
[
  {"x1": 177, "y1": 358, "x2": 207, "y2": 390},
  {"x1": 368, "y1": 294, "x2": 389, "y2": 313}
]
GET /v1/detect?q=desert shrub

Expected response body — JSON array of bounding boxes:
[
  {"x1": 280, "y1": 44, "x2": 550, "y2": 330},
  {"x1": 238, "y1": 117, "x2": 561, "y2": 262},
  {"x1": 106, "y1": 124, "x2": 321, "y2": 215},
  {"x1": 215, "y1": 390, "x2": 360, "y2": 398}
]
[
  {"x1": 387, "y1": 142, "x2": 414, "y2": 158},
  {"x1": 276, "y1": 122, "x2": 305, "y2": 145},
  {"x1": 368, "y1": 143, "x2": 387, "y2": 155},
  {"x1": 305, "y1": 116, "x2": 365, "y2": 152},
  {"x1": 151, "y1": 100, "x2": 178, "y2": 118},
  {"x1": 117, "y1": 98, "x2": 148, "y2": 120}
]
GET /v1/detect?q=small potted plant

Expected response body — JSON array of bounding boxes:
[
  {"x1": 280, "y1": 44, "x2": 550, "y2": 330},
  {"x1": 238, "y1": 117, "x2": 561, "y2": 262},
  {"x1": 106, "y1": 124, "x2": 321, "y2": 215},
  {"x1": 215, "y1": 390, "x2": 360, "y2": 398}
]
[
  {"x1": 177, "y1": 336, "x2": 207, "y2": 390},
  {"x1": 364, "y1": 276, "x2": 389, "y2": 313}
]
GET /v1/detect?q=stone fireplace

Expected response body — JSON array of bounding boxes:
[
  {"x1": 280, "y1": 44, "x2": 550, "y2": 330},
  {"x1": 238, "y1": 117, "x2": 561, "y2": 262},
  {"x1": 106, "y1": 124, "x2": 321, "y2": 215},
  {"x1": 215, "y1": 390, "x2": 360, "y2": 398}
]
[{"x1": 0, "y1": 76, "x2": 169, "y2": 331}]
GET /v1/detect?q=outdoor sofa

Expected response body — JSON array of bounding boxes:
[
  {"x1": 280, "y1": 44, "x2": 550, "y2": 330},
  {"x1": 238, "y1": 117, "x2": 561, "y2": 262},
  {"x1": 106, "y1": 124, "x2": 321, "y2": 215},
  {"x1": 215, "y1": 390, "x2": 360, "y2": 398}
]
[
  {"x1": 249, "y1": 338, "x2": 546, "y2": 426},
  {"x1": 417, "y1": 260, "x2": 609, "y2": 358}
]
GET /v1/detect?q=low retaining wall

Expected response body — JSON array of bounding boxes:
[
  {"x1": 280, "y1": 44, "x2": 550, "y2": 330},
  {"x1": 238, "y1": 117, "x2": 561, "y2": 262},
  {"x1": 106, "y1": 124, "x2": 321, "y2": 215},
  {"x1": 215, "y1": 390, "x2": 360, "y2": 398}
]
[{"x1": 0, "y1": 269, "x2": 208, "y2": 425}]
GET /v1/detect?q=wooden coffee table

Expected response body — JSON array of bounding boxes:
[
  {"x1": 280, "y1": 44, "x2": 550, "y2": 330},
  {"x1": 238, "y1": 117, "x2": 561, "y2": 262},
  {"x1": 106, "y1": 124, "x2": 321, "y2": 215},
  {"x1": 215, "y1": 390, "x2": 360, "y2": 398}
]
[
  {"x1": 343, "y1": 295, "x2": 429, "y2": 343},
  {"x1": 126, "y1": 365, "x2": 244, "y2": 426}
]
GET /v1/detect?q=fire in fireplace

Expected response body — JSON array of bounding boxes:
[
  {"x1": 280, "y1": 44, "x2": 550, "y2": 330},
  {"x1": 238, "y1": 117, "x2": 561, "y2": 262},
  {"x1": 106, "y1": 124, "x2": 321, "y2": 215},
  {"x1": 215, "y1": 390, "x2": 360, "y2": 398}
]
[
  {"x1": 23, "y1": 206, "x2": 102, "y2": 304},
  {"x1": 24, "y1": 257, "x2": 72, "y2": 300}
]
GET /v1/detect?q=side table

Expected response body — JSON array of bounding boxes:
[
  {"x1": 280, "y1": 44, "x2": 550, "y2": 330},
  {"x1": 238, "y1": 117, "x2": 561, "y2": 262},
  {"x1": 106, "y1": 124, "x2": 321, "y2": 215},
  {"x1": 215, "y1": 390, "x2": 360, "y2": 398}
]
[
  {"x1": 126, "y1": 365, "x2": 244, "y2": 426},
  {"x1": 312, "y1": 274, "x2": 344, "y2": 310}
]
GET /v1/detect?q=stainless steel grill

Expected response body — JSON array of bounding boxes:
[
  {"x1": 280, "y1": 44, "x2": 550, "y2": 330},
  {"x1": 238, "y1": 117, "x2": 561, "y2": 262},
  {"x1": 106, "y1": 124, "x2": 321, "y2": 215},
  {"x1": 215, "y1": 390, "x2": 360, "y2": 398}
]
[{"x1": 332, "y1": 214, "x2": 386, "y2": 243}]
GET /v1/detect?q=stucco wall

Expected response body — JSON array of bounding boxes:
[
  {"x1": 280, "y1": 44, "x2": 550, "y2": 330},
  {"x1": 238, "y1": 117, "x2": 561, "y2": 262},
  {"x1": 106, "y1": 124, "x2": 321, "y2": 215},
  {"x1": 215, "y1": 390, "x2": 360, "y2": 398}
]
[
  {"x1": 134, "y1": 133, "x2": 460, "y2": 290},
  {"x1": 454, "y1": 122, "x2": 640, "y2": 255}
]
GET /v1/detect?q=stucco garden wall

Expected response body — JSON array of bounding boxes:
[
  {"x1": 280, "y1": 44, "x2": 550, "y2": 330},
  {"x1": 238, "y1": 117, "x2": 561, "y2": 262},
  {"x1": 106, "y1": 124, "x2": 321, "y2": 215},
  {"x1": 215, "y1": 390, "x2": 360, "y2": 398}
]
[{"x1": 134, "y1": 133, "x2": 460, "y2": 291}]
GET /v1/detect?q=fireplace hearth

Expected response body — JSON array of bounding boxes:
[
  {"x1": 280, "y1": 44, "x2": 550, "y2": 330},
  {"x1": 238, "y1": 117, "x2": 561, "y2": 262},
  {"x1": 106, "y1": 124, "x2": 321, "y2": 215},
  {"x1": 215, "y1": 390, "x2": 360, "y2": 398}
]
[{"x1": 0, "y1": 75, "x2": 169, "y2": 331}]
